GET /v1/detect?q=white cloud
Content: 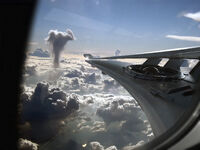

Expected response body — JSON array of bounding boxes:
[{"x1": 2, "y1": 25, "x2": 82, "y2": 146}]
[
  {"x1": 18, "y1": 138, "x2": 38, "y2": 150},
  {"x1": 21, "y1": 82, "x2": 79, "y2": 122},
  {"x1": 90, "y1": 141, "x2": 104, "y2": 150},
  {"x1": 28, "y1": 42, "x2": 38, "y2": 45},
  {"x1": 20, "y1": 55, "x2": 153, "y2": 148},
  {"x1": 105, "y1": 146, "x2": 118, "y2": 150},
  {"x1": 166, "y1": 35, "x2": 200, "y2": 42},
  {"x1": 165, "y1": 11, "x2": 200, "y2": 42},
  {"x1": 29, "y1": 48, "x2": 50, "y2": 57},
  {"x1": 122, "y1": 140, "x2": 144, "y2": 150},
  {"x1": 89, "y1": 141, "x2": 118, "y2": 150},
  {"x1": 183, "y1": 11, "x2": 200, "y2": 22},
  {"x1": 19, "y1": 82, "x2": 80, "y2": 142}
]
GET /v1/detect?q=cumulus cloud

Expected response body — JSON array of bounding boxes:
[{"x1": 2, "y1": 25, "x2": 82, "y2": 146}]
[
  {"x1": 89, "y1": 140, "x2": 145, "y2": 150},
  {"x1": 45, "y1": 29, "x2": 75, "y2": 67},
  {"x1": 95, "y1": 97, "x2": 153, "y2": 147},
  {"x1": 46, "y1": 93, "x2": 152, "y2": 149},
  {"x1": 18, "y1": 138, "x2": 38, "y2": 150},
  {"x1": 183, "y1": 11, "x2": 200, "y2": 22},
  {"x1": 90, "y1": 141, "x2": 104, "y2": 150},
  {"x1": 122, "y1": 140, "x2": 144, "y2": 150},
  {"x1": 85, "y1": 73, "x2": 99, "y2": 84},
  {"x1": 21, "y1": 54, "x2": 153, "y2": 149},
  {"x1": 19, "y1": 82, "x2": 79, "y2": 142},
  {"x1": 96, "y1": 98, "x2": 141, "y2": 123},
  {"x1": 103, "y1": 79, "x2": 120, "y2": 91},
  {"x1": 63, "y1": 69, "x2": 83, "y2": 78},
  {"x1": 166, "y1": 35, "x2": 200, "y2": 42},
  {"x1": 21, "y1": 82, "x2": 79, "y2": 122},
  {"x1": 83, "y1": 95, "x2": 94, "y2": 104},
  {"x1": 29, "y1": 48, "x2": 50, "y2": 57},
  {"x1": 24, "y1": 65, "x2": 37, "y2": 76},
  {"x1": 105, "y1": 146, "x2": 118, "y2": 150},
  {"x1": 56, "y1": 63, "x2": 121, "y2": 94},
  {"x1": 89, "y1": 141, "x2": 118, "y2": 150}
]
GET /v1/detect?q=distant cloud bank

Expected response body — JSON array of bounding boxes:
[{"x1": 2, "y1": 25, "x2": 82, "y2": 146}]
[{"x1": 29, "y1": 48, "x2": 50, "y2": 57}]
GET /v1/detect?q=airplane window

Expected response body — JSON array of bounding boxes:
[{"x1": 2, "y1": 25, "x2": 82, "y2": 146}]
[{"x1": 18, "y1": 0, "x2": 200, "y2": 150}]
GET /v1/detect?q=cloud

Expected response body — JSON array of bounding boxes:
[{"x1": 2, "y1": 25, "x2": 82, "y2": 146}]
[
  {"x1": 95, "y1": 97, "x2": 153, "y2": 146},
  {"x1": 89, "y1": 141, "x2": 118, "y2": 150},
  {"x1": 63, "y1": 69, "x2": 83, "y2": 78},
  {"x1": 28, "y1": 42, "x2": 38, "y2": 46},
  {"x1": 83, "y1": 95, "x2": 94, "y2": 104},
  {"x1": 45, "y1": 29, "x2": 76, "y2": 67},
  {"x1": 183, "y1": 11, "x2": 200, "y2": 22},
  {"x1": 122, "y1": 140, "x2": 144, "y2": 150},
  {"x1": 55, "y1": 61, "x2": 122, "y2": 94},
  {"x1": 96, "y1": 98, "x2": 141, "y2": 123},
  {"x1": 24, "y1": 65, "x2": 37, "y2": 76},
  {"x1": 166, "y1": 35, "x2": 200, "y2": 42},
  {"x1": 21, "y1": 55, "x2": 153, "y2": 148},
  {"x1": 90, "y1": 141, "x2": 104, "y2": 150},
  {"x1": 105, "y1": 146, "x2": 118, "y2": 150},
  {"x1": 18, "y1": 138, "x2": 38, "y2": 150},
  {"x1": 19, "y1": 82, "x2": 79, "y2": 142},
  {"x1": 165, "y1": 11, "x2": 200, "y2": 42},
  {"x1": 29, "y1": 48, "x2": 50, "y2": 57},
  {"x1": 21, "y1": 82, "x2": 79, "y2": 122},
  {"x1": 85, "y1": 73, "x2": 99, "y2": 84},
  {"x1": 103, "y1": 79, "x2": 120, "y2": 91}
]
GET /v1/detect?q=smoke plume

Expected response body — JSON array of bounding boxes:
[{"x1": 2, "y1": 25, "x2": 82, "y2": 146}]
[
  {"x1": 45, "y1": 29, "x2": 76, "y2": 67},
  {"x1": 115, "y1": 49, "x2": 120, "y2": 56}
]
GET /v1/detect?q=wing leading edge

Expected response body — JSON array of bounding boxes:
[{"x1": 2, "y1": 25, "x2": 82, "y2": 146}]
[{"x1": 93, "y1": 46, "x2": 200, "y2": 59}]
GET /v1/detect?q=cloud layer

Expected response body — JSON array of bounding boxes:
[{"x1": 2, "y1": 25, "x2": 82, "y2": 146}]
[{"x1": 19, "y1": 55, "x2": 153, "y2": 149}]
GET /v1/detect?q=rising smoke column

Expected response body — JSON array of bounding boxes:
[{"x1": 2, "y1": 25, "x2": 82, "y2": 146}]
[
  {"x1": 45, "y1": 29, "x2": 76, "y2": 67},
  {"x1": 115, "y1": 49, "x2": 120, "y2": 56}
]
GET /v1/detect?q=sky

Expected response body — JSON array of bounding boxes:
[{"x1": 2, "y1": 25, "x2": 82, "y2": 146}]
[{"x1": 28, "y1": 0, "x2": 200, "y2": 55}]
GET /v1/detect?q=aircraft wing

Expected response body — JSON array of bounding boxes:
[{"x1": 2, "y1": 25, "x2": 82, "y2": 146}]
[
  {"x1": 94, "y1": 46, "x2": 200, "y2": 59},
  {"x1": 84, "y1": 46, "x2": 200, "y2": 149}
]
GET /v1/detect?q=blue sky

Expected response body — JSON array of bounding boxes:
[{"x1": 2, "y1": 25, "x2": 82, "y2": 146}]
[{"x1": 28, "y1": 0, "x2": 200, "y2": 55}]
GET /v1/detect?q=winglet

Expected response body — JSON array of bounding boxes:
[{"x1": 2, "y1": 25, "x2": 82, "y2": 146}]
[{"x1": 83, "y1": 54, "x2": 93, "y2": 59}]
